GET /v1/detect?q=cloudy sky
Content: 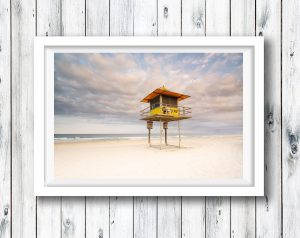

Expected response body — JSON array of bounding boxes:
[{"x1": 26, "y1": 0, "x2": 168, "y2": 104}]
[{"x1": 54, "y1": 52, "x2": 243, "y2": 135}]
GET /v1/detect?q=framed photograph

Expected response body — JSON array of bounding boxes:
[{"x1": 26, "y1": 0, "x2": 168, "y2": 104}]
[{"x1": 34, "y1": 37, "x2": 264, "y2": 196}]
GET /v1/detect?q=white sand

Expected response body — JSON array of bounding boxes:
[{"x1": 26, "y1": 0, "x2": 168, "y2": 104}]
[{"x1": 54, "y1": 135, "x2": 243, "y2": 182}]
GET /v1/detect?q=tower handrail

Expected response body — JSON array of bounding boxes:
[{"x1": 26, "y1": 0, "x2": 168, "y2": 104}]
[{"x1": 140, "y1": 103, "x2": 192, "y2": 117}]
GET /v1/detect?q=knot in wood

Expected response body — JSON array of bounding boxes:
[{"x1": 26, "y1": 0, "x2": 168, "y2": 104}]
[
  {"x1": 98, "y1": 228, "x2": 103, "y2": 238},
  {"x1": 288, "y1": 132, "x2": 299, "y2": 159},
  {"x1": 3, "y1": 206, "x2": 8, "y2": 216},
  {"x1": 196, "y1": 17, "x2": 202, "y2": 28},
  {"x1": 267, "y1": 111, "x2": 274, "y2": 130},
  {"x1": 164, "y1": 6, "x2": 168, "y2": 18},
  {"x1": 291, "y1": 143, "x2": 298, "y2": 155},
  {"x1": 64, "y1": 218, "x2": 71, "y2": 228}
]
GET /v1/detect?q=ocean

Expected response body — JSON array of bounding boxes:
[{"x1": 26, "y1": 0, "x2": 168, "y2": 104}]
[
  {"x1": 54, "y1": 134, "x2": 149, "y2": 142},
  {"x1": 53, "y1": 133, "x2": 230, "y2": 143},
  {"x1": 54, "y1": 133, "x2": 192, "y2": 143}
]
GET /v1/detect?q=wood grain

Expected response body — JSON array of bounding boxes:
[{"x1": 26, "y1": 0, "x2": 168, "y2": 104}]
[
  {"x1": 109, "y1": 2, "x2": 134, "y2": 237},
  {"x1": 37, "y1": 0, "x2": 61, "y2": 36},
  {"x1": 182, "y1": 0, "x2": 205, "y2": 36},
  {"x1": 0, "y1": 0, "x2": 10, "y2": 237},
  {"x1": 61, "y1": 0, "x2": 85, "y2": 36},
  {"x1": 37, "y1": 197, "x2": 61, "y2": 238},
  {"x1": 86, "y1": 197, "x2": 109, "y2": 238},
  {"x1": 84, "y1": 1, "x2": 110, "y2": 238},
  {"x1": 181, "y1": 1, "x2": 206, "y2": 237},
  {"x1": 110, "y1": 197, "x2": 134, "y2": 238},
  {"x1": 206, "y1": 197, "x2": 230, "y2": 238},
  {"x1": 230, "y1": 198, "x2": 255, "y2": 238},
  {"x1": 230, "y1": 1, "x2": 256, "y2": 237},
  {"x1": 36, "y1": 1, "x2": 62, "y2": 237},
  {"x1": 182, "y1": 197, "x2": 205, "y2": 238},
  {"x1": 133, "y1": 1, "x2": 158, "y2": 237},
  {"x1": 86, "y1": 0, "x2": 109, "y2": 36},
  {"x1": 282, "y1": 0, "x2": 300, "y2": 237},
  {"x1": 134, "y1": 0, "x2": 157, "y2": 36},
  {"x1": 62, "y1": 197, "x2": 85, "y2": 238},
  {"x1": 157, "y1": 197, "x2": 181, "y2": 238},
  {"x1": 134, "y1": 197, "x2": 157, "y2": 238},
  {"x1": 110, "y1": 0, "x2": 134, "y2": 36},
  {"x1": 60, "y1": 1, "x2": 86, "y2": 238},
  {"x1": 205, "y1": 1, "x2": 231, "y2": 237},
  {"x1": 158, "y1": 0, "x2": 181, "y2": 36},
  {"x1": 206, "y1": 0, "x2": 230, "y2": 35},
  {"x1": 157, "y1": 2, "x2": 182, "y2": 237},
  {"x1": 11, "y1": 0, "x2": 36, "y2": 237},
  {"x1": 256, "y1": 0, "x2": 282, "y2": 237}
]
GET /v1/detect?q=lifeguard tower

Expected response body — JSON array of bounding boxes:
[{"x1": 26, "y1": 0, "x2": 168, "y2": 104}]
[{"x1": 140, "y1": 86, "x2": 192, "y2": 149}]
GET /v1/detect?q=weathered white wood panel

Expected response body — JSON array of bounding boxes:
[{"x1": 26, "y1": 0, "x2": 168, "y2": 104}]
[
  {"x1": 85, "y1": 2, "x2": 110, "y2": 238},
  {"x1": 86, "y1": 0, "x2": 109, "y2": 36},
  {"x1": 36, "y1": 1, "x2": 62, "y2": 237},
  {"x1": 157, "y1": 2, "x2": 182, "y2": 237},
  {"x1": 0, "y1": 0, "x2": 10, "y2": 237},
  {"x1": 61, "y1": 0, "x2": 85, "y2": 36},
  {"x1": 157, "y1": 197, "x2": 181, "y2": 238},
  {"x1": 60, "y1": 1, "x2": 87, "y2": 238},
  {"x1": 134, "y1": 0, "x2": 157, "y2": 36},
  {"x1": 133, "y1": 2, "x2": 158, "y2": 237},
  {"x1": 158, "y1": 0, "x2": 181, "y2": 36},
  {"x1": 230, "y1": 198, "x2": 255, "y2": 238},
  {"x1": 37, "y1": 197, "x2": 61, "y2": 238},
  {"x1": 256, "y1": 0, "x2": 282, "y2": 237},
  {"x1": 110, "y1": 0, "x2": 134, "y2": 36},
  {"x1": 230, "y1": 1, "x2": 256, "y2": 237},
  {"x1": 206, "y1": 0, "x2": 230, "y2": 36},
  {"x1": 11, "y1": 0, "x2": 36, "y2": 237},
  {"x1": 109, "y1": 2, "x2": 134, "y2": 237},
  {"x1": 206, "y1": 197, "x2": 230, "y2": 238},
  {"x1": 110, "y1": 197, "x2": 134, "y2": 238},
  {"x1": 134, "y1": 197, "x2": 157, "y2": 238},
  {"x1": 86, "y1": 197, "x2": 109, "y2": 238},
  {"x1": 182, "y1": 197, "x2": 205, "y2": 238},
  {"x1": 282, "y1": 0, "x2": 300, "y2": 237},
  {"x1": 182, "y1": 0, "x2": 205, "y2": 36},
  {"x1": 231, "y1": 0, "x2": 255, "y2": 36},
  {"x1": 62, "y1": 197, "x2": 85, "y2": 238},
  {"x1": 36, "y1": 0, "x2": 61, "y2": 36},
  {"x1": 181, "y1": 1, "x2": 206, "y2": 237},
  {"x1": 205, "y1": 1, "x2": 231, "y2": 237}
]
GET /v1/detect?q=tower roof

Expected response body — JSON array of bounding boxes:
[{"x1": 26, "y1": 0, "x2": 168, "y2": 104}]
[{"x1": 140, "y1": 86, "x2": 190, "y2": 103}]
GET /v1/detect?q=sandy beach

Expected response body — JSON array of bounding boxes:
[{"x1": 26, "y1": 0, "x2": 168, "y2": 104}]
[{"x1": 54, "y1": 135, "x2": 242, "y2": 182}]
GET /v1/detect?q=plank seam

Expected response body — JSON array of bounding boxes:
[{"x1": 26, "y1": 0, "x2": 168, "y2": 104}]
[
  {"x1": 10, "y1": 0, "x2": 13, "y2": 236},
  {"x1": 280, "y1": 0, "x2": 283, "y2": 236}
]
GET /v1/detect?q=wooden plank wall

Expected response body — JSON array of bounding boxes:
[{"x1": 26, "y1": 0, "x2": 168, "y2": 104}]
[{"x1": 2, "y1": 0, "x2": 299, "y2": 237}]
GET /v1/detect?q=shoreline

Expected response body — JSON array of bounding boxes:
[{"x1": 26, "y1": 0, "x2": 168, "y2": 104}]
[{"x1": 54, "y1": 134, "x2": 242, "y2": 143}]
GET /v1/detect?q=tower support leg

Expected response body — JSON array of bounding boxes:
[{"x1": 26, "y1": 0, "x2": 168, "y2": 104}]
[
  {"x1": 165, "y1": 128, "x2": 167, "y2": 145},
  {"x1": 160, "y1": 120, "x2": 162, "y2": 149},
  {"x1": 178, "y1": 120, "x2": 181, "y2": 148},
  {"x1": 148, "y1": 128, "x2": 151, "y2": 146}
]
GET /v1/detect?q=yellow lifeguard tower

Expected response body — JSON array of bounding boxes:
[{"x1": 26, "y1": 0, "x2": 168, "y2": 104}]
[{"x1": 140, "y1": 86, "x2": 192, "y2": 148}]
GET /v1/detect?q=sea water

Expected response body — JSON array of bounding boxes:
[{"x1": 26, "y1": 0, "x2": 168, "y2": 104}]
[{"x1": 54, "y1": 133, "x2": 187, "y2": 143}]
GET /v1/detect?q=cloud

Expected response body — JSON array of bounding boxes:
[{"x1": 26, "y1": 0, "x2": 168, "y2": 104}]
[{"x1": 54, "y1": 53, "x2": 243, "y2": 135}]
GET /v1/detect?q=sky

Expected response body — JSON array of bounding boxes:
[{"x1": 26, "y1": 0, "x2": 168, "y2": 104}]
[{"x1": 54, "y1": 52, "x2": 243, "y2": 135}]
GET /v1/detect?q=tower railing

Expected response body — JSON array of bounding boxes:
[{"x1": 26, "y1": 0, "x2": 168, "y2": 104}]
[{"x1": 140, "y1": 103, "x2": 192, "y2": 118}]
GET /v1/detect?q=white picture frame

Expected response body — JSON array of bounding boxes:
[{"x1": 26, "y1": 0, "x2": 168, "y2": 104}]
[{"x1": 34, "y1": 36, "x2": 264, "y2": 196}]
